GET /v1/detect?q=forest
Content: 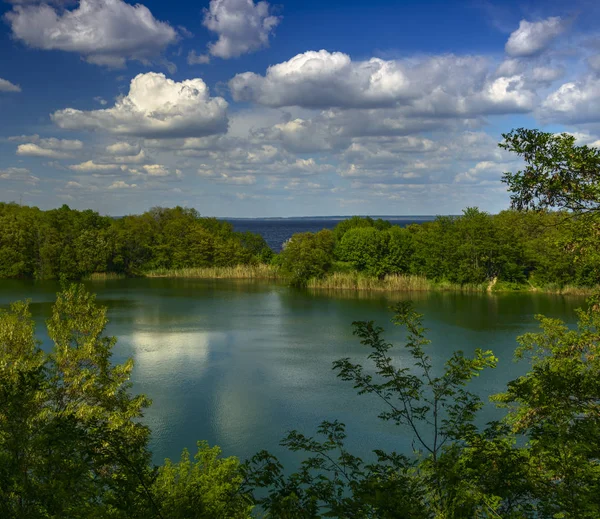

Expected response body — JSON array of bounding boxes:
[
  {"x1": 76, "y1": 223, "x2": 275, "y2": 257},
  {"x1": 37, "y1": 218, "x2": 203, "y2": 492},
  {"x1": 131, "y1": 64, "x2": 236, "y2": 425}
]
[
  {"x1": 1, "y1": 201, "x2": 598, "y2": 293},
  {"x1": 0, "y1": 204, "x2": 273, "y2": 279}
]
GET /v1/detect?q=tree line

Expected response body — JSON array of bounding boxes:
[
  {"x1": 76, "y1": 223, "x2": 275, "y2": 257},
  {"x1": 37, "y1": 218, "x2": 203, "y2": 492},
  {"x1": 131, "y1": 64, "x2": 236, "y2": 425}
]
[
  {"x1": 277, "y1": 209, "x2": 600, "y2": 289},
  {"x1": 0, "y1": 204, "x2": 272, "y2": 280}
]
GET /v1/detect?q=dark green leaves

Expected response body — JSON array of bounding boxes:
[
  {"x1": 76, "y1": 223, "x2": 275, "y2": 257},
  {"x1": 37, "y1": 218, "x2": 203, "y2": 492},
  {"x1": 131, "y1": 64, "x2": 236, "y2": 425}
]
[{"x1": 500, "y1": 128, "x2": 600, "y2": 213}]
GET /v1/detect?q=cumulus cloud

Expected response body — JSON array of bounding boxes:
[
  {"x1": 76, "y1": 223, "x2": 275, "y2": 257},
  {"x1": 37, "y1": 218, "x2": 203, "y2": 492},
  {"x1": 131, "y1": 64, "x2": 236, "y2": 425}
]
[
  {"x1": 15, "y1": 137, "x2": 83, "y2": 158},
  {"x1": 455, "y1": 161, "x2": 513, "y2": 183},
  {"x1": 105, "y1": 141, "x2": 140, "y2": 155},
  {"x1": 198, "y1": 169, "x2": 257, "y2": 184},
  {"x1": 16, "y1": 143, "x2": 72, "y2": 158},
  {"x1": 52, "y1": 72, "x2": 228, "y2": 138},
  {"x1": 199, "y1": 0, "x2": 280, "y2": 60},
  {"x1": 5, "y1": 0, "x2": 177, "y2": 67},
  {"x1": 0, "y1": 78, "x2": 21, "y2": 92},
  {"x1": 229, "y1": 50, "x2": 536, "y2": 115},
  {"x1": 108, "y1": 180, "x2": 137, "y2": 189},
  {"x1": 540, "y1": 76, "x2": 600, "y2": 123},
  {"x1": 505, "y1": 17, "x2": 565, "y2": 57},
  {"x1": 69, "y1": 160, "x2": 122, "y2": 172}
]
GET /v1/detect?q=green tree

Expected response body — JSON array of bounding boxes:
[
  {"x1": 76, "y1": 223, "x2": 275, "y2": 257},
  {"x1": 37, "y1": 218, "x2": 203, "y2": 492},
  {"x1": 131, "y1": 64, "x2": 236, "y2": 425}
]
[
  {"x1": 492, "y1": 298, "x2": 600, "y2": 518},
  {"x1": 244, "y1": 302, "x2": 499, "y2": 518},
  {"x1": 500, "y1": 128, "x2": 600, "y2": 213},
  {"x1": 0, "y1": 285, "x2": 158, "y2": 518},
  {"x1": 279, "y1": 230, "x2": 335, "y2": 287},
  {"x1": 335, "y1": 227, "x2": 390, "y2": 277},
  {"x1": 153, "y1": 441, "x2": 253, "y2": 519}
]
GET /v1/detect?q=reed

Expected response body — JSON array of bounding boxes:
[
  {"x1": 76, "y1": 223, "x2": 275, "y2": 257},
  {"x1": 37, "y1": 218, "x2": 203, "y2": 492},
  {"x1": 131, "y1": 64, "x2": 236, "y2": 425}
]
[
  {"x1": 85, "y1": 272, "x2": 127, "y2": 280},
  {"x1": 144, "y1": 264, "x2": 281, "y2": 280},
  {"x1": 307, "y1": 272, "x2": 495, "y2": 293},
  {"x1": 537, "y1": 283, "x2": 599, "y2": 296},
  {"x1": 308, "y1": 273, "x2": 433, "y2": 291}
]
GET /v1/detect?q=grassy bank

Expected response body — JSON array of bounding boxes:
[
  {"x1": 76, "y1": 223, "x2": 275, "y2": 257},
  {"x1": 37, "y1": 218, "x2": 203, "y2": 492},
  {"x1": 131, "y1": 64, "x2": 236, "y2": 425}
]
[
  {"x1": 144, "y1": 264, "x2": 281, "y2": 280},
  {"x1": 308, "y1": 272, "x2": 598, "y2": 295},
  {"x1": 307, "y1": 272, "x2": 487, "y2": 292},
  {"x1": 86, "y1": 265, "x2": 597, "y2": 296},
  {"x1": 85, "y1": 272, "x2": 127, "y2": 281}
]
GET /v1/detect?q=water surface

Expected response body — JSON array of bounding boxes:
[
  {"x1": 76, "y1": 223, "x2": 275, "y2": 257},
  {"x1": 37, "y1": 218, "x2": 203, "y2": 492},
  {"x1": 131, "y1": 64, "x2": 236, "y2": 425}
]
[{"x1": 0, "y1": 278, "x2": 585, "y2": 466}]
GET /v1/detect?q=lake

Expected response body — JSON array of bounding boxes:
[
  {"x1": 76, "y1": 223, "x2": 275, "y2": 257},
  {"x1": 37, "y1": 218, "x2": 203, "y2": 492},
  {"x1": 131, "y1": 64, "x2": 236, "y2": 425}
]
[
  {"x1": 0, "y1": 278, "x2": 586, "y2": 468},
  {"x1": 224, "y1": 216, "x2": 437, "y2": 251}
]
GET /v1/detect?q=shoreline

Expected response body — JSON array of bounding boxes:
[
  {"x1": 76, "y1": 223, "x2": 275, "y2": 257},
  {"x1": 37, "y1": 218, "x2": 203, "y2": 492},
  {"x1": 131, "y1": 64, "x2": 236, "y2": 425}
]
[{"x1": 85, "y1": 266, "x2": 597, "y2": 297}]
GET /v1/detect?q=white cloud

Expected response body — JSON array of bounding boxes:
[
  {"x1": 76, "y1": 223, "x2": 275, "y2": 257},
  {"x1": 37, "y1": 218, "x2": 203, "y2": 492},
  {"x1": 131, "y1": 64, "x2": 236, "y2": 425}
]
[
  {"x1": 229, "y1": 51, "x2": 535, "y2": 115},
  {"x1": 230, "y1": 50, "x2": 415, "y2": 108},
  {"x1": 142, "y1": 164, "x2": 170, "y2": 177},
  {"x1": 198, "y1": 169, "x2": 257, "y2": 184},
  {"x1": 5, "y1": 0, "x2": 177, "y2": 68},
  {"x1": 15, "y1": 137, "x2": 83, "y2": 158},
  {"x1": 16, "y1": 143, "x2": 72, "y2": 158},
  {"x1": 105, "y1": 141, "x2": 140, "y2": 155},
  {"x1": 505, "y1": 17, "x2": 565, "y2": 57},
  {"x1": 540, "y1": 76, "x2": 600, "y2": 123},
  {"x1": 108, "y1": 180, "x2": 137, "y2": 189},
  {"x1": 0, "y1": 78, "x2": 21, "y2": 92},
  {"x1": 455, "y1": 161, "x2": 513, "y2": 183},
  {"x1": 201, "y1": 0, "x2": 280, "y2": 59},
  {"x1": 69, "y1": 160, "x2": 122, "y2": 172},
  {"x1": 52, "y1": 72, "x2": 228, "y2": 138},
  {"x1": 110, "y1": 150, "x2": 148, "y2": 164}
]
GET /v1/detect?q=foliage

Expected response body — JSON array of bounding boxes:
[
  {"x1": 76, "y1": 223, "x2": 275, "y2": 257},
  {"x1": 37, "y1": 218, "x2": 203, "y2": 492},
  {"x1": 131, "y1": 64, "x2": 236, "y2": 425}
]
[
  {"x1": 153, "y1": 441, "x2": 253, "y2": 519},
  {"x1": 492, "y1": 297, "x2": 600, "y2": 518},
  {"x1": 244, "y1": 299, "x2": 600, "y2": 518},
  {"x1": 0, "y1": 204, "x2": 272, "y2": 280},
  {"x1": 278, "y1": 230, "x2": 336, "y2": 287},
  {"x1": 0, "y1": 285, "x2": 251, "y2": 519},
  {"x1": 500, "y1": 128, "x2": 600, "y2": 213}
]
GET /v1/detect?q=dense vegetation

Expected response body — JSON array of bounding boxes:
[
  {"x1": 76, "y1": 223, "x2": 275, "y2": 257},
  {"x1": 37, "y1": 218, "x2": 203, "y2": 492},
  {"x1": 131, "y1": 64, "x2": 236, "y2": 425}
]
[
  {"x1": 278, "y1": 128, "x2": 600, "y2": 290},
  {"x1": 0, "y1": 204, "x2": 272, "y2": 280},
  {"x1": 277, "y1": 209, "x2": 600, "y2": 290}
]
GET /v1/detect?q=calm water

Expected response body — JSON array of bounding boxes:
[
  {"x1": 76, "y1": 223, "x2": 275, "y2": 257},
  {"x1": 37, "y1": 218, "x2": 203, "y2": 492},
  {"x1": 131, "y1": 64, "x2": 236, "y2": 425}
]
[
  {"x1": 225, "y1": 217, "x2": 436, "y2": 251},
  {"x1": 0, "y1": 278, "x2": 586, "y2": 467}
]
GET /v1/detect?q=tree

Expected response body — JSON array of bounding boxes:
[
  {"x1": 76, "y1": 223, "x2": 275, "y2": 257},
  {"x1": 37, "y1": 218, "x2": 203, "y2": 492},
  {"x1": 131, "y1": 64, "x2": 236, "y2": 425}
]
[
  {"x1": 500, "y1": 128, "x2": 600, "y2": 213},
  {"x1": 0, "y1": 285, "x2": 253, "y2": 518},
  {"x1": 335, "y1": 227, "x2": 390, "y2": 277},
  {"x1": 492, "y1": 297, "x2": 600, "y2": 518},
  {"x1": 0, "y1": 285, "x2": 158, "y2": 518},
  {"x1": 243, "y1": 302, "x2": 500, "y2": 518},
  {"x1": 153, "y1": 441, "x2": 253, "y2": 519},
  {"x1": 278, "y1": 230, "x2": 335, "y2": 287}
]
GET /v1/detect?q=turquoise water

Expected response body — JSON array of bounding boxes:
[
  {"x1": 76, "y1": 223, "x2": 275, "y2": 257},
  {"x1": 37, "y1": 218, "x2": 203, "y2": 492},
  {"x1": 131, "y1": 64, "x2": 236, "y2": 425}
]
[{"x1": 0, "y1": 278, "x2": 586, "y2": 466}]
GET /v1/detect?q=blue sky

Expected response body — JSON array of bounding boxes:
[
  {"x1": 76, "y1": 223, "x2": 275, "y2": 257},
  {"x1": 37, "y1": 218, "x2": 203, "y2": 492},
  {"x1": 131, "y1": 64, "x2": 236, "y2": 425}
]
[{"x1": 1, "y1": 0, "x2": 599, "y2": 217}]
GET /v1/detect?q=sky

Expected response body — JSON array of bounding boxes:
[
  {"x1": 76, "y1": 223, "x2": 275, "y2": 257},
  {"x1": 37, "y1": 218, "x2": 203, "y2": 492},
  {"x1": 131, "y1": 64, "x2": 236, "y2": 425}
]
[{"x1": 0, "y1": 0, "x2": 599, "y2": 217}]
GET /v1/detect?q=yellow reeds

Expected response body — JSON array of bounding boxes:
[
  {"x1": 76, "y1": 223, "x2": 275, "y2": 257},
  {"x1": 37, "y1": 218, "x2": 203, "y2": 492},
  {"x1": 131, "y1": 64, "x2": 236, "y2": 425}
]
[{"x1": 143, "y1": 264, "x2": 281, "y2": 280}]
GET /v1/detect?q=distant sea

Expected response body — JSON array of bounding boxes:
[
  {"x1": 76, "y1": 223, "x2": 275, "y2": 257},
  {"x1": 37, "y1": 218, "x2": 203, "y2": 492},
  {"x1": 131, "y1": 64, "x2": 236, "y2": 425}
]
[{"x1": 223, "y1": 216, "x2": 436, "y2": 252}]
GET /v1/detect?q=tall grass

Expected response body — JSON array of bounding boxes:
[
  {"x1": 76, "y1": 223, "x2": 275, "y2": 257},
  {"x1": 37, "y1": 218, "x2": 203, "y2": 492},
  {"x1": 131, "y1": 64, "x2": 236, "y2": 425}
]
[
  {"x1": 144, "y1": 264, "x2": 281, "y2": 280},
  {"x1": 308, "y1": 273, "x2": 432, "y2": 291},
  {"x1": 308, "y1": 272, "x2": 492, "y2": 293},
  {"x1": 85, "y1": 272, "x2": 127, "y2": 281}
]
